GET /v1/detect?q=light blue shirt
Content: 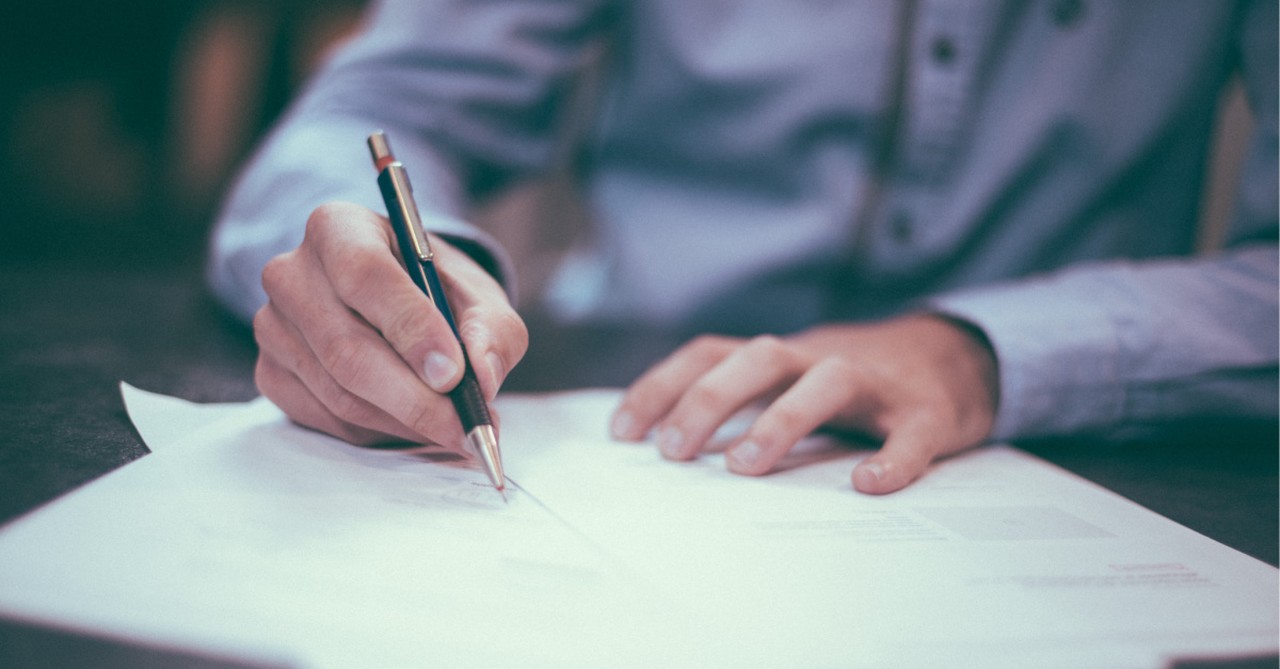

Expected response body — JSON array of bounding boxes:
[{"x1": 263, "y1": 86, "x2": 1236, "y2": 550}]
[{"x1": 208, "y1": 0, "x2": 1278, "y2": 441}]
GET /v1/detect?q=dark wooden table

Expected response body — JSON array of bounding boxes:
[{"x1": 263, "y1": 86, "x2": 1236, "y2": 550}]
[{"x1": 1, "y1": 261, "x2": 1275, "y2": 668}]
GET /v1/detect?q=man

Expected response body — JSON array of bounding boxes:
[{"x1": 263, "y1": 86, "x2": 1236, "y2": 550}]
[{"x1": 208, "y1": 0, "x2": 1278, "y2": 494}]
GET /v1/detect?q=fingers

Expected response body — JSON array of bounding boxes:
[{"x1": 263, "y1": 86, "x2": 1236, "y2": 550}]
[
  {"x1": 612, "y1": 315, "x2": 998, "y2": 494},
  {"x1": 658, "y1": 336, "x2": 806, "y2": 461},
  {"x1": 435, "y1": 239, "x2": 528, "y2": 402},
  {"x1": 308, "y1": 204, "x2": 526, "y2": 402},
  {"x1": 253, "y1": 202, "x2": 525, "y2": 449},
  {"x1": 851, "y1": 416, "x2": 952, "y2": 495},
  {"x1": 610, "y1": 335, "x2": 750, "y2": 445},
  {"x1": 617, "y1": 335, "x2": 854, "y2": 469},
  {"x1": 724, "y1": 358, "x2": 867, "y2": 475},
  {"x1": 724, "y1": 359, "x2": 960, "y2": 492},
  {"x1": 254, "y1": 300, "x2": 443, "y2": 445},
  {"x1": 307, "y1": 203, "x2": 465, "y2": 393},
  {"x1": 261, "y1": 244, "x2": 466, "y2": 449},
  {"x1": 256, "y1": 354, "x2": 414, "y2": 446}
]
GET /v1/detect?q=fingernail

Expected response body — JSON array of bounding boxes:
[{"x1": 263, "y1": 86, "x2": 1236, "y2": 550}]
[
  {"x1": 423, "y1": 351, "x2": 459, "y2": 392},
  {"x1": 728, "y1": 440, "x2": 762, "y2": 471},
  {"x1": 610, "y1": 410, "x2": 635, "y2": 440},
  {"x1": 485, "y1": 351, "x2": 505, "y2": 399},
  {"x1": 858, "y1": 461, "x2": 885, "y2": 485},
  {"x1": 657, "y1": 425, "x2": 684, "y2": 458}
]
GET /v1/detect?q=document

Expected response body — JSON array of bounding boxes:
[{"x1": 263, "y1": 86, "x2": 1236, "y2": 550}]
[
  {"x1": 507, "y1": 392, "x2": 1280, "y2": 667},
  {"x1": 0, "y1": 384, "x2": 1274, "y2": 668},
  {"x1": 0, "y1": 386, "x2": 689, "y2": 668}
]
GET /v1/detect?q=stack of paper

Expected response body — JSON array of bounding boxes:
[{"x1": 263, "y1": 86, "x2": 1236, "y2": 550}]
[{"x1": 0, "y1": 384, "x2": 1273, "y2": 668}]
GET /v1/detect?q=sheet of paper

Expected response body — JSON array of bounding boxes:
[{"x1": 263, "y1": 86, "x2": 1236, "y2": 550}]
[
  {"x1": 0, "y1": 386, "x2": 1275, "y2": 669},
  {"x1": 0, "y1": 386, "x2": 695, "y2": 668},
  {"x1": 119, "y1": 382, "x2": 269, "y2": 453},
  {"x1": 504, "y1": 391, "x2": 1280, "y2": 667}
]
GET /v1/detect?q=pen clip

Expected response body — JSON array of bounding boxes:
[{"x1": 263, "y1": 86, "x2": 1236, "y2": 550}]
[
  {"x1": 368, "y1": 131, "x2": 434, "y2": 263},
  {"x1": 385, "y1": 164, "x2": 434, "y2": 263}
]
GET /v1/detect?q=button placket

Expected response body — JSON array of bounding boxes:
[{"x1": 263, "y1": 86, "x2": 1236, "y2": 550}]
[
  {"x1": 900, "y1": 0, "x2": 985, "y2": 184},
  {"x1": 890, "y1": 209, "x2": 914, "y2": 245},
  {"x1": 1050, "y1": 0, "x2": 1086, "y2": 29},
  {"x1": 930, "y1": 35, "x2": 958, "y2": 66}
]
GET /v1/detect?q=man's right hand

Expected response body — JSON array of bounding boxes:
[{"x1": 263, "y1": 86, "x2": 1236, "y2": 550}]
[{"x1": 252, "y1": 201, "x2": 527, "y2": 450}]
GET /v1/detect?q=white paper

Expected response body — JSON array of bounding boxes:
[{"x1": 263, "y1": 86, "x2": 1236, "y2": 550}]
[
  {"x1": 506, "y1": 392, "x2": 1280, "y2": 667},
  {"x1": 120, "y1": 383, "x2": 270, "y2": 453},
  {"x1": 0, "y1": 385, "x2": 1274, "y2": 669},
  {"x1": 0, "y1": 386, "x2": 694, "y2": 668}
]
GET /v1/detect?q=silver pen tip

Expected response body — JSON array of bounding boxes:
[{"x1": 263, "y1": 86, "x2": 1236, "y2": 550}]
[{"x1": 466, "y1": 425, "x2": 505, "y2": 493}]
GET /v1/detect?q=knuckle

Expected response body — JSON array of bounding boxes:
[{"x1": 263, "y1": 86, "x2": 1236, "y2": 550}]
[
  {"x1": 744, "y1": 334, "x2": 787, "y2": 359},
  {"x1": 253, "y1": 356, "x2": 279, "y2": 398},
  {"x1": 321, "y1": 333, "x2": 376, "y2": 389},
  {"x1": 381, "y1": 305, "x2": 432, "y2": 349},
  {"x1": 331, "y1": 247, "x2": 386, "y2": 302},
  {"x1": 764, "y1": 403, "x2": 809, "y2": 434},
  {"x1": 348, "y1": 245, "x2": 387, "y2": 278},
  {"x1": 325, "y1": 385, "x2": 370, "y2": 426},
  {"x1": 684, "y1": 334, "x2": 734, "y2": 366},
  {"x1": 304, "y1": 202, "x2": 347, "y2": 237},
  {"x1": 404, "y1": 400, "x2": 444, "y2": 439},
  {"x1": 493, "y1": 309, "x2": 529, "y2": 356},
  {"x1": 815, "y1": 356, "x2": 858, "y2": 379},
  {"x1": 683, "y1": 381, "x2": 729, "y2": 414},
  {"x1": 458, "y1": 306, "x2": 528, "y2": 359},
  {"x1": 260, "y1": 254, "x2": 294, "y2": 298},
  {"x1": 689, "y1": 333, "x2": 730, "y2": 352},
  {"x1": 251, "y1": 308, "x2": 274, "y2": 347},
  {"x1": 251, "y1": 305, "x2": 270, "y2": 332},
  {"x1": 742, "y1": 335, "x2": 798, "y2": 371},
  {"x1": 457, "y1": 307, "x2": 492, "y2": 343}
]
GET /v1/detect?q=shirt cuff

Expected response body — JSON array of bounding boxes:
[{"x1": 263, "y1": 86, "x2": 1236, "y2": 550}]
[
  {"x1": 206, "y1": 119, "x2": 517, "y2": 321},
  {"x1": 927, "y1": 274, "x2": 1127, "y2": 441}
]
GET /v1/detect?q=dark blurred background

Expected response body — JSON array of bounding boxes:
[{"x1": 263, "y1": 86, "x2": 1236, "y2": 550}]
[
  {"x1": 0, "y1": 1, "x2": 1254, "y2": 286},
  {"x1": 0, "y1": 0, "x2": 367, "y2": 271}
]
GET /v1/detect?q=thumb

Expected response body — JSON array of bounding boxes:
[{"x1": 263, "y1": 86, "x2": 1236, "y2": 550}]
[{"x1": 851, "y1": 417, "x2": 950, "y2": 494}]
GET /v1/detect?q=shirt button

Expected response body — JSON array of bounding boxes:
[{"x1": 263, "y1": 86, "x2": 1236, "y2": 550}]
[
  {"x1": 930, "y1": 36, "x2": 957, "y2": 65},
  {"x1": 890, "y1": 211, "x2": 914, "y2": 244},
  {"x1": 1050, "y1": 0, "x2": 1086, "y2": 28}
]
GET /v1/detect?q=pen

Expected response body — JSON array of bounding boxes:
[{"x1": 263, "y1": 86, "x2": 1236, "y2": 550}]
[{"x1": 367, "y1": 131, "x2": 506, "y2": 499}]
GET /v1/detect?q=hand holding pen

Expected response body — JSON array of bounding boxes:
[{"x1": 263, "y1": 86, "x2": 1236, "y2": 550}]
[
  {"x1": 250, "y1": 139, "x2": 527, "y2": 486},
  {"x1": 368, "y1": 131, "x2": 506, "y2": 494}
]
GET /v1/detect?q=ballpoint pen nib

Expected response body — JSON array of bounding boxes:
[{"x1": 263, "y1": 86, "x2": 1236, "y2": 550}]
[{"x1": 466, "y1": 425, "x2": 506, "y2": 499}]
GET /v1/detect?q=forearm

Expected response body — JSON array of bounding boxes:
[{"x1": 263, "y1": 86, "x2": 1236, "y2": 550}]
[
  {"x1": 205, "y1": 0, "x2": 607, "y2": 320},
  {"x1": 931, "y1": 244, "x2": 1279, "y2": 441},
  {"x1": 205, "y1": 117, "x2": 503, "y2": 322}
]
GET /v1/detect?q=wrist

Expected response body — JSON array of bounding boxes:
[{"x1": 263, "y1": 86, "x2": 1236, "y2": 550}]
[{"x1": 921, "y1": 312, "x2": 1000, "y2": 432}]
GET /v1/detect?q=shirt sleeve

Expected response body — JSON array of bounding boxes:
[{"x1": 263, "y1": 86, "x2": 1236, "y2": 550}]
[
  {"x1": 930, "y1": 0, "x2": 1278, "y2": 441},
  {"x1": 205, "y1": 0, "x2": 611, "y2": 322}
]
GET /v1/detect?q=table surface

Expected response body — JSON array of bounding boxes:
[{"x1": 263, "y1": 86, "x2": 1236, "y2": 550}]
[{"x1": 0, "y1": 262, "x2": 1276, "y2": 668}]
